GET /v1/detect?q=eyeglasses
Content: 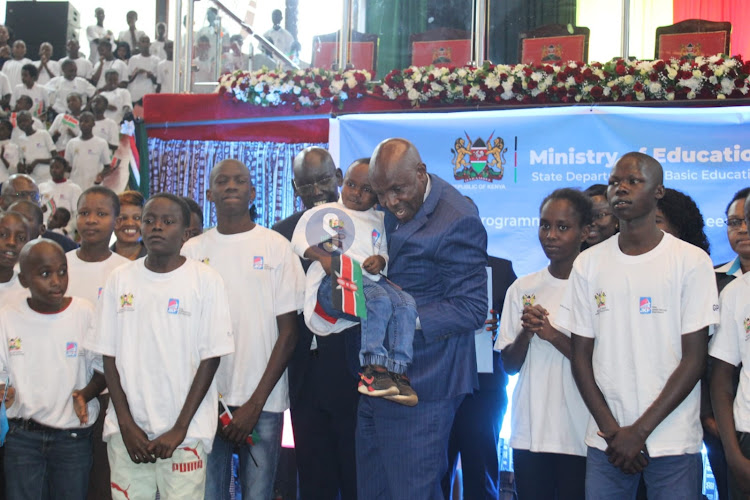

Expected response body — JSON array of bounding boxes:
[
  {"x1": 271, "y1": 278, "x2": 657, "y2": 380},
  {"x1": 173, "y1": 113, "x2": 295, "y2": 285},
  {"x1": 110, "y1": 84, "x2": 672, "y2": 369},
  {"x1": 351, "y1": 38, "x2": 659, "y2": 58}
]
[
  {"x1": 726, "y1": 217, "x2": 748, "y2": 230},
  {"x1": 592, "y1": 211, "x2": 614, "y2": 220},
  {"x1": 7, "y1": 190, "x2": 39, "y2": 202},
  {"x1": 293, "y1": 175, "x2": 335, "y2": 196}
]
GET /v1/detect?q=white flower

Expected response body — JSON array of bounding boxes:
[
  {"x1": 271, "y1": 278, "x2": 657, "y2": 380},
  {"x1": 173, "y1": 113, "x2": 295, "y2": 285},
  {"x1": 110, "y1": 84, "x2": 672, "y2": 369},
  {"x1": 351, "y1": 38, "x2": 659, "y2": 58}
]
[
  {"x1": 667, "y1": 68, "x2": 678, "y2": 79},
  {"x1": 431, "y1": 81, "x2": 443, "y2": 92},
  {"x1": 666, "y1": 92, "x2": 675, "y2": 100},
  {"x1": 692, "y1": 69, "x2": 702, "y2": 78},
  {"x1": 566, "y1": 76, "x2": 576, "y2": 86},
  {"x1": 501, "y1": 90, "x2": 514, "y2": 100},
  {"x1": 331, "y1": 80, "x2": 345, "y2": 92},
  {"x1": 339, "y1": 92, "x2": 348, "y2": 101},
  {"x1": 709, "y1": 76, "x2": 718, "y2": 85},
  {"x1": 407, "y1": 88, "x2": 420, "y2": 101},
  {"x1": 575, "y1": 94, "x2": 582, "y2": 102},
  {"x1": 385, "y1": 89, "x2": 397, "y2": 99},
  {"x1": 346, "y1": 77, "x2": 357, "y2": 89},
  {"x1": 293, "y1": 85, "x2": 302, "y2": 95},
  {"x1": 254, "y1": 83, "x2": 264, "y2": 92},
  {"x1": 649, "y1": 82, "x2": 662, "y2": 94},
  {"x1": 485, "y1": 74, "x2": 500, "y2": 90},
  {"x1": 530, "y1": 72, "x2": 542, "y2": 82},
  {"x1": 623, "y1": 75, "x2": 634, "y2": 85},
  {"x1": 717, "y1": 93, "x2": 726, "y2": 99},
  {"x1": 687, "y1": 90, "x2": 696, "y2": 99},
  {"x1": 457, "y1": 68, "x2": 468, "y2": 78},
  {"x1": 636, "y1": 91, "x2": 645, "y2": 101},
  {"x1": 721, "y1": 77, "x2": 734, "y2": 94},
  {"x1": 603, "y1": 87, "x2": 611, "y2": 96}
]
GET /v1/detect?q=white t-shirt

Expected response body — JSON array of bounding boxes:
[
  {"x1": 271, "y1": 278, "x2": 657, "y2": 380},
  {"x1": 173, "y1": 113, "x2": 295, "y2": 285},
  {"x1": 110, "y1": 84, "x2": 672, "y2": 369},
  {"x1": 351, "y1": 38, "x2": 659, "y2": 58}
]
[
  {"x1": 93, "y1": 59, "x2": 128, "y2": 89},
  {"x1": 93, "y1": 118, "x2": 119, "y2": 148},
  {"x1": 10, "y1": 83, "x2": 49, "y2": 117},
  {"x1": 151, "y1": 41, "x2": 168, "y2": 61},
  {"x1": 0, "y1": 139, "x2": 20, "y2": 182},
  {"x1": 65, "y1": 136, "x2": 111, "y2": 190},
  {"x1": 99, "y1": 88, "x2": 132, "y2": 124},
  {"x1": 48, "y1": 112, "x2": 81, "y2": 153},
  {"x1": 66, "y1": 250, "x2": 129, "y2": 305},
  {"x1": 2, "y1": 58, "x2": 32, "y2": 89},
  {"x1": 45, "y1": 76, "x2": 96, "y2": 114},
  {"x1": 14, "y1": 129, "x2": 56, "y2": 184},
  {"x1": 64, "y1": 57, "x2": 94, "y2": 80},
  {"x1": 0, "y1": 297, "x2": 100, "y2": 429},
  {"x1": 182, "y1": 226, "x2": 303, "y2": 411},
  {"x1": 556, "y1": 233, "x2": 720, "y2": 457},
  {"x1": 34, "y1": 60, "x2": 61, "y2": 86},
  {"x1": 84, "y1": 258, "x2": 234, "y2": 451},
  {"x1": 290, "y1": 201, "x2": 388, "y2": 335},
  {"x1": 117, "y1": 29, "x2": 146, "y2": 54},
  {"x1": 10, "y1": 116, "x2": 43, "y2": 142},
  {"x1": 0, "y1": 72, "x2": 11, "y2": 98},
  {"x1": 495, "y1": 268, "x2": 589, "y2": 456},
  {"x1": 156, "y1": 59, "x2": 174, "y2": 94},
  {"x1": 191, "y1": 58, "x2": 216, "y2": 93},
  {"x1": 86, "y1": 25, "x2": 111, "y2": 63},
  {"x1": 127, "y1": 54, "x2": 159, "y2": 102},
  {"x1": 0, "y1": 272, "x2": 24, "y2": 303},
  {"x1": 263, "y1": 27, "x2": 294, "y2": 56},
  {"x1": 39, "y1": 179, "x2": 83, "y2": 228},
  {"x1": 709, "y1": 273, "x2": 750, "y2": 432}
]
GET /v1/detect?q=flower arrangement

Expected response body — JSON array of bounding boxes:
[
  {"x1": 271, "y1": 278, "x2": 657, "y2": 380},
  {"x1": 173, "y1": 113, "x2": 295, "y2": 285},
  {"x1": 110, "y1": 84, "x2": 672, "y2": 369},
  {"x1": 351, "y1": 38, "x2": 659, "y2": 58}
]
[
  {"x1": 218, "y1": 67, "x2": 371, "y2": 110},
  {"x1": 217, "y1": 56, "x2": 750, "y2": 109}
]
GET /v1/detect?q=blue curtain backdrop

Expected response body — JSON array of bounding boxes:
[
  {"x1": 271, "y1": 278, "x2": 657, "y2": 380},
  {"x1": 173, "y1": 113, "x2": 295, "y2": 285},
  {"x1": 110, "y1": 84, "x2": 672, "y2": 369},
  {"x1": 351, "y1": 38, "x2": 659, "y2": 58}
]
[{"x1": 147, "y1": 138, "x2": 328, "y2": 228}]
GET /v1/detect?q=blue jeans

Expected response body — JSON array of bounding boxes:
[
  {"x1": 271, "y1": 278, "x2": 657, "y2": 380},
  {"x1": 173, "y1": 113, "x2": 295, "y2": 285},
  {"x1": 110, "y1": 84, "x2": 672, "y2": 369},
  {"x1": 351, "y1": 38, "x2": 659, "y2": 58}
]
[
  {"x1": 585, "y1": 446, "x2": 702, "y2": 500},
  {"x1": 318, "y1": 274, "x2": 417, "y2": 373},
  {"x1": 4, "y1": 421, "x2": 93, "y2": 500},
  {"x1": 205, "y1": 410, "x2": 283, "y2": 500}
]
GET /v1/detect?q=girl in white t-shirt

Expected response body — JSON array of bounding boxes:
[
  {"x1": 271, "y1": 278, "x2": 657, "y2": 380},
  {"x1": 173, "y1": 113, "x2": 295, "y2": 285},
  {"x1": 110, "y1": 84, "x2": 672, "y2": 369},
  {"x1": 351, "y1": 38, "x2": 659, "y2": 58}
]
[{"x1": 495, "y1": 188, "x2": 593, "y2": 499}]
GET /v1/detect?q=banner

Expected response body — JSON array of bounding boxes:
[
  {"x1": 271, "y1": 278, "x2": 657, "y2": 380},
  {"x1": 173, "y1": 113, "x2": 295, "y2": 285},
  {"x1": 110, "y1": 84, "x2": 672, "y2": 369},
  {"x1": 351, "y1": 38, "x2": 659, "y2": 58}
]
[{"x1": 335, "y1": 106, "x2": 750, "y2": 276}]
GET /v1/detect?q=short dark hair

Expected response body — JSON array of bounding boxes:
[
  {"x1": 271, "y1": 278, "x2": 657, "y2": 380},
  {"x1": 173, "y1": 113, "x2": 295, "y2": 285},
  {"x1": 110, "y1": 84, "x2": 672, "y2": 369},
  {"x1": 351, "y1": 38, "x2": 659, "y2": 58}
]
[
  {"x1": 583, "y1": 183, "x2": 607, "y2": 198},
  {"x1": 540, "y1": 188, "x2": 594, "y2": 227},
  {"x1": 53, "y1": 207, "x2": 71, "y2": 225},
  {"x1": 21, "y1": 63, "x2": 37, "y2": 79},
  {"x1": 50, "y1": 156, "x2": 70, "y2": 171},
  {"x1": 79, "y1": 186, "x2": 121, "y2": 216},
  {"x1": 726, "y1": 187, "x2": 750, "y2": 216},
  {"x1": 181, "y1": 196, "x2": 203, "y2": 225},
  {"x1": 60, "y1": 58, "x2": 77, "y2": 70},
  {"x1": 147, "y1": 193, "x2": 190, "y2": 227},
  {"x1": 658, "y1": 188, "x2": 710, "y2": 254}
]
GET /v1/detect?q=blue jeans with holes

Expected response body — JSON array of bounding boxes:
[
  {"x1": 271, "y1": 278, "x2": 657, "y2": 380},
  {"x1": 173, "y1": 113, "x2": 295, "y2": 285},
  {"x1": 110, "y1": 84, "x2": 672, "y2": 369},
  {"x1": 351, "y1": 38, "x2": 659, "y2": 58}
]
[
  {"x1": 205, "y1": 409, "x2": 283, "y2": 500},
  {"x1": 4, "y1": 421, "x2": 93, "y2": 500},
  {"x1": 318, "y1": 274, "x2": 417, "y2": 374}
]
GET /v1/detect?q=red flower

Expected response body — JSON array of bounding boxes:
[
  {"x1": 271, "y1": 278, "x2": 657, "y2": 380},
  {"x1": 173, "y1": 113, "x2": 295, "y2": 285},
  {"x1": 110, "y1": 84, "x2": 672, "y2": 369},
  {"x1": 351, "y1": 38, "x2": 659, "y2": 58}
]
[
  {"x1": 653, "y1": 60, "x2": 666, "y2": 72},
  {"x1": 649, "y1": 72, "x2": 659, "y2": 82},
  {"x1": 574, "y1": 74, "x2": 584, "y2": 84},
  {"x1": 615, "y1": 64, "x2": 627, "y2": 76},
  {"x1": 633, "y1": 81, "x2": 644, "y2": 92},
  {"x1": 527, "y1": 80, "x2": 538, "y2": 89},
  {"x1": 590, "y1": 86, "x2": 603, "y2": 98}
]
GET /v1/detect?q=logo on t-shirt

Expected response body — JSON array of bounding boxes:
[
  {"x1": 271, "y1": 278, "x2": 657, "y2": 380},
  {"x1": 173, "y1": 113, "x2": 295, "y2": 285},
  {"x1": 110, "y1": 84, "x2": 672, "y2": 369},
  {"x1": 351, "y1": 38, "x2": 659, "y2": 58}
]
[
  {"x1": 253, "y1": 256, "x2": 264, "y2": 270},
  {"x1": 201, "y1": 257, "x2": 210, "y2": 265},
  {"x1": 372, "y1": 229, "x2": 381, "y2": 250},
  {"x1": 66, "y1": 342, "x2": 78, "y2": 358},
  {"x1": 97, "y1": 287, "x2": 103, "y2": 300},
  {"x1": 595, "y1": 291, "x2": 607, "y2": 308},
  {"x1": 8, "y1": 337, "x2": 22, "y2": 355},
  {"x1": 522, "y1": 293, "x2": 535, "y2": 307},
  {"x1": 119, "y1": 293, "x2": 134, "y2": 309},
  {"x1": 167, "y1": 298, "x2": 180, "y2": 314},
  {"x1": 640, "y1": 297, "x2": 652, "y2": 314},
  {"x1": 744, "y1": 317, "x2": 750, "y2": 340}
]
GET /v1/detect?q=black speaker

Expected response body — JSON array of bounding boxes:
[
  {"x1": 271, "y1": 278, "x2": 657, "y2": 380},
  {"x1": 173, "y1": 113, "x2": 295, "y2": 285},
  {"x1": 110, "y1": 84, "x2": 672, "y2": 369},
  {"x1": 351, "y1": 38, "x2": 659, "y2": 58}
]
[{"x1": 5, "y1": 1, "x2": 80, "y2": 61}]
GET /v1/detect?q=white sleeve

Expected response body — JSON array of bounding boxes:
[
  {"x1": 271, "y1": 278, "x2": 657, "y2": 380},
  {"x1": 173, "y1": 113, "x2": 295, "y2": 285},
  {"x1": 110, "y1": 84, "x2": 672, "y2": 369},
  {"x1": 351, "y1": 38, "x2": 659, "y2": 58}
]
[
  {"x1": 680, "y1": 252, "x2": 720, "y2": 334},
  {"x1": 49, "y1": 115, "x2": 62, "y2": 135},
  {"x1": 43, "y1": 131, "x2": 55, "y2": 154},
  {"x1": 290, "y1": 210, "x2": 314, "y2": 258},
  {"x1": 272, "y1": 239, "x2": 305, "y2": 315},
  {"x1": 86, "y1": 26, "x2": 98, "y2": 44},
  {"x1": 99, "y1": 140, "x2": 111, "y2": 166},
  {"x1": 84, "y1": 272, "x2": 119, "y2": 356},
  {"x1": 121, "y1": 90, "x2": 133, "y2": 109},
  {"x1": 64, "y1": 140, "x2": 75, "y2": 163},
  {"x1": 117, "y1": 61, "x2": 128, "y2": 83},
  {"x1": 0, "y1": 73, "x2": 10, "y2": 96},
  {"x1": 197, "y1": 270, "x2": 234, "y2": 360},
  {"x1": 556, "y1": 258, "x2": 594, "y2": 338},
  {"x1": 83, "y1": 79, "x2": 96, "y2": 98},
  {"x1": 108, "y1": 122, "x2": 118, "y2": 146},
  {"x1": 495, "y1": 281, "x2": 521, "y2": 350},
  {"x1": 709, "y1": 285, "x2": 742, "y2": 366}
]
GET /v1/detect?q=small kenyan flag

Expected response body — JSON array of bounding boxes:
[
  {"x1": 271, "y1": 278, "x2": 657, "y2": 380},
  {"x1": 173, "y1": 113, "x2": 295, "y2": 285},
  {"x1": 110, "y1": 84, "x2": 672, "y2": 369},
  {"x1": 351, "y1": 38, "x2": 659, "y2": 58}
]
[
  {"x1": 331, "y1": 254, "x2": 367, "y2": 319},
  {"x1": 61, "y1": 114, "x2": 78, "y2": 129},
  {"x1": 9, "y1": 113, "x2": 16, "y2": 128},
  {"x1": 45, "y1": 198, "x2": 56, "y2": 215}
]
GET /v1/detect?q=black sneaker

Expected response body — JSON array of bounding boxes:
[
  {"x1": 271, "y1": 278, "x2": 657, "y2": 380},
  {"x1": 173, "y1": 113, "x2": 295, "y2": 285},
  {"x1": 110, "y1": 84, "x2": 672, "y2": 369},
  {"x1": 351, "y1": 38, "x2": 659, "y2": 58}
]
[
  {"x1": 385, "y1": 372, "x2": 419, "y2": 406},
  {"x1": 358, "y1": 364, "x2": 399, "y2": 397}
]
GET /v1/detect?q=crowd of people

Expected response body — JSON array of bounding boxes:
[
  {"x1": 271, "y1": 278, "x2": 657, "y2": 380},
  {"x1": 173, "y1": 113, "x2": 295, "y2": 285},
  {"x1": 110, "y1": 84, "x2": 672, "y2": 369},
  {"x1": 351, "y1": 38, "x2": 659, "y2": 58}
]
[{"x1": 0, "y1": 136, "x2": 750, "y2": 500}]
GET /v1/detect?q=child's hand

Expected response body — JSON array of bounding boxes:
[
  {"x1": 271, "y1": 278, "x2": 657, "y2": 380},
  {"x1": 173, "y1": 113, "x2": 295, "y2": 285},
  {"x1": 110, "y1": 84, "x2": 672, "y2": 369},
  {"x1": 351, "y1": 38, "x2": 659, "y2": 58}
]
[
  {"x1": 147, "y1": 426, "x2": 187, "y2": 459},
  {"x1": 520, "y1": 304, "x2": 547, "y2": 332},
  {"x1": 71, "y1": 390, "x2": 88, "y2": 425},
  {"x1": 0, "y1": 385, "x2": 15, "y2": 408},
  {"x1": 362, "y1": 255, "x2": 386, "y2": 275},
  {"x1": 221, "y1": 402, "x2": 261, "y2": 445},
  {"x1": 120, "y1": 420, "x2": 155, "y2": 464}
]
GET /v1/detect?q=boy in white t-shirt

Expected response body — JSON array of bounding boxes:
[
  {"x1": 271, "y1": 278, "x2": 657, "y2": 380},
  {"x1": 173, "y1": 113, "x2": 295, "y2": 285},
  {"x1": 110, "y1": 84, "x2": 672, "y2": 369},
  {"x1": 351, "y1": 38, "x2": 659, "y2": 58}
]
[
  {"x1": 127, "y1": 35, "x2": 159, "y2": 104},
  {"x1": 48, "y1": 93, "x2": 83, "y2": 154},
  {"x1": 13, "y1": 110, "x2": 56, "y2": 185},
  {"x1": 9, "y1": 64, "x2": 49, "y2": 118},
  {"x1": 1, "y1": 239, "x2": 106, "y2": 499},
  {"x1": 9, "y1": 96, "x2": 44, "y2": 142},
  {"x1": 0, "y1": 210, "x2": 30, "y2": 301},
  {"x1": 99, "y1": 70, "x2": 132, "y2": 124},
  {"x1": 90, "y1": 95, "x2": 119, "y2": 152},
  {"x1": 2, "y1": 40, "x2": 32, "y2": 90},
  {"x1": 291, "y1": 159, "x2": 419, "y2": 405},
  {"x1": 45, "y1": 59, "x2": 96, "y2": 115},
  {"x1": 558, "y1": 152, "x2": 720, "y2": 498},
  {"x1": 33, "y1": 42, "x2": 60, "y2": 86},
  {"x1": 182, "y1": 159, "x2": 304, "y2": 500},
  {"x1": 39, "y1": 156, "x2": 82, "y2": 230},
  {"x1": 156, "y1": 41, "x2": 174, "y2": 94},
  {"x1": 0, "y1": 119, "x2": 20, "y2": 182},
  {"x1": 65, "y1": 111, "x2": 112, "y2": 190},
  {"x1": 84, "y1": 193, "x2": 234, "y2": 499},
  {"x1": 710, "y1": 191, "x2": 750, "y2": 499}
]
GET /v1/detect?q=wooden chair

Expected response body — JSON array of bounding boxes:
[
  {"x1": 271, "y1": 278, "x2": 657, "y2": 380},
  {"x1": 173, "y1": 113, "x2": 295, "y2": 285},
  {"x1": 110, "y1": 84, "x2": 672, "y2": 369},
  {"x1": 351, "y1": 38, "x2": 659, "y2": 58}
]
[
  {"x1": 655, "y1": 19, "x2": 731, "y2": 60},
  {"x1": 518, "y1": 24, "x2": 590, "y2": 65},
  {"x1": 311, "y1": 31, "x2": 378, "y2": 74},
  {"x1": 410, "y1": 27, "x2": 471, "y2": 67}
]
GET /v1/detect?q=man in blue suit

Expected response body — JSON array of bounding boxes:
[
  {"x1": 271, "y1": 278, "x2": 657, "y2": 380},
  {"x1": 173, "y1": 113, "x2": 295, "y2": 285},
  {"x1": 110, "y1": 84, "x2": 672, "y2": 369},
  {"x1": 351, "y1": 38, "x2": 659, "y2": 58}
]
[{"x1": 359, "y1": 138, "x2": 488, "y2": 499}]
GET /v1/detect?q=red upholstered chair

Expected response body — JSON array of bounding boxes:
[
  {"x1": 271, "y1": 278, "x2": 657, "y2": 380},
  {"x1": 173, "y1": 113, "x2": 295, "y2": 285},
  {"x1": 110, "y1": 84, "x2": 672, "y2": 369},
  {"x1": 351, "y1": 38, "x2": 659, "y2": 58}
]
[
  {"x1": 410, "y1": 28, "x2": 471, "y2": 68},
  {"x1": 655, "y1": 19, "x2": 731, "y2": 60},
  {"x1": 518, "y1": 24, "x2": 590, "y2": 65},
  {"x1": 311, "y1": 31, "x2": 378, "y2": 74}
]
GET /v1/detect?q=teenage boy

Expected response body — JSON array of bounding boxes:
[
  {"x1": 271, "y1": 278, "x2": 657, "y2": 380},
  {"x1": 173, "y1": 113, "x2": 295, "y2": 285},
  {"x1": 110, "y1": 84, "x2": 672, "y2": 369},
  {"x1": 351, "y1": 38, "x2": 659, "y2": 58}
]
[
  {"x1": 9, "y1": 96, "x2": 44, "y2": 142},
  {"x1": 62, "y1": 38, "x2": 94, "y2": 81},
  {"x1": 38, "y1": 156, "x2": 82, "y2": 229},
  {"x1": 85, "y1": 193, "x2": 235, "y2": 499},
  {"x1": 182, "y1": 159, "x2": 304, "y2": 500},
  {"x1": 90, "y1": 95, "x2": 119, "y2": 152},
  {"x1": 34, "y1": 42, "x2": 60, "y2": 86},
  {"x1": 48, "y1": 93, "x2": 83, "y2": 154},
  {"x1": 10, "y1": 65, "x2": 48, "y2": 118},
  {"x1": 0, "y1": 210, "x2": 30, "y2": 301},
  {"x1": 99, "y1": 70, "x2": 132, "y2": 124},
  {"x1": 45, "y1": 59, "x2": 96, "y2": 115},
  {"x1": 2, "y1": 40, "x2": 32, "y2": 90},
  {"x1": 155, "y1": 41, "x2": 174, "y2": 94},
  {"x1": 0, "y1": 239, "x2": 106, "y2": 499},
  {"x1": 13, "y1": 110, "x2": 56, "y2": 185},
  {"x1": 90, "y1": 40, "x2": 128, "y2": 90},
  {"x1": 127, "y1": 36, "x2": 158, "y2": 105},
  {"x1": 65, "y1": 111, "x2": 111, "y2": 191},
  {"x1": 559, "y1": 152, "x2": 720, "y2": 498}
]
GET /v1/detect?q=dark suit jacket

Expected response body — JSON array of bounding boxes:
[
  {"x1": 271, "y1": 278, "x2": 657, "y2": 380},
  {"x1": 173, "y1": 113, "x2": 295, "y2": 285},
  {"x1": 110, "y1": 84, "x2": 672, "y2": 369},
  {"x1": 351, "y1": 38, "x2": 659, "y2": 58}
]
[
  {"x1": 384, "y1": 174, "x2": 488, "y2": 401},
  {"x1": 482, "y1": 256, "x2": 517, "y2": 392},
  {"x1": 43, "y1": 230, "x2": 78, "y2": 252}
]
